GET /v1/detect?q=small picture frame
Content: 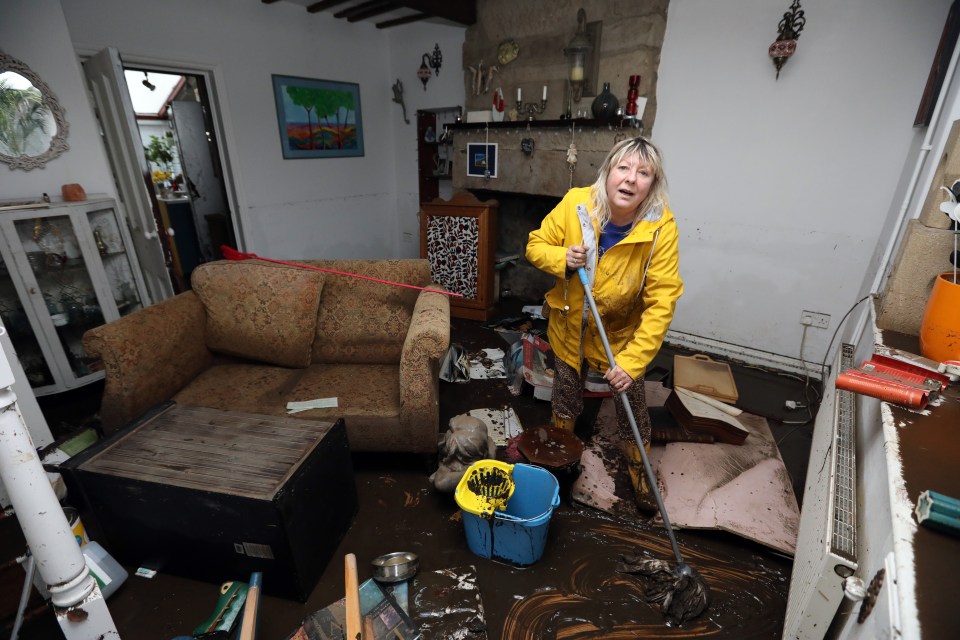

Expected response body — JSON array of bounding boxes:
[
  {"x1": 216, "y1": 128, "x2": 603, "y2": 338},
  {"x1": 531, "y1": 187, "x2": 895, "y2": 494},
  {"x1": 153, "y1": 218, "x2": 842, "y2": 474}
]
[{"x1": 466, "y1": 143, "x2": 497, "y2": 178}]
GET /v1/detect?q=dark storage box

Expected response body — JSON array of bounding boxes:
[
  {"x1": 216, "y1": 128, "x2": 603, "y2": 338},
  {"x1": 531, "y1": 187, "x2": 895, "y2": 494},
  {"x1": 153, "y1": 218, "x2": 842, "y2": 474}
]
[{"x1": 60, "y1": 403, "x2": 357, "y2": 601}]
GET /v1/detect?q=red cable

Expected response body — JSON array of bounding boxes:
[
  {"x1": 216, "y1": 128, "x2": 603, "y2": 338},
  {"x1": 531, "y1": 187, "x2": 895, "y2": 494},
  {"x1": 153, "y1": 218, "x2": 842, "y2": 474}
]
[{"x1": 220, "y1": 246, "x2": 462, "y2": 297}]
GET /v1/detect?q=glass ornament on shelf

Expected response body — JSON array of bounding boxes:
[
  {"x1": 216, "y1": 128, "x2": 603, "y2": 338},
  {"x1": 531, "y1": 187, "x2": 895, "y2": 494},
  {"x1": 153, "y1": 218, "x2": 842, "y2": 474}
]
[{"x1": 591, "y1": 82, "x2": 618, "y2": 123}]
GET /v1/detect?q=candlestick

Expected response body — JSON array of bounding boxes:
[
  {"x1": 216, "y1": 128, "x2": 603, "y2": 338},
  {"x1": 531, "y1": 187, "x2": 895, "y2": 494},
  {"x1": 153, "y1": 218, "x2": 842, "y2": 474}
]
[{"x1": 516, "y1": 96, "x2": 548, "y2": 121}]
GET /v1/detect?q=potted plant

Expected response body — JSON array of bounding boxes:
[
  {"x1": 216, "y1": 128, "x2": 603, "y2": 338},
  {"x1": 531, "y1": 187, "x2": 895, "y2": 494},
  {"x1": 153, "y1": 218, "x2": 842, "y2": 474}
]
[{"x1": 143, "y1": 134, "x2": 175, "y2": 197}]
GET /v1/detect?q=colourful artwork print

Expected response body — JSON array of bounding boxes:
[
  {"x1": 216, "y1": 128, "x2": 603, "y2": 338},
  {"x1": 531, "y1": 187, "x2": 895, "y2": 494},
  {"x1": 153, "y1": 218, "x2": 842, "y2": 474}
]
[{"x1": 272, "y1": 75, "x2": 364, "y2": 159}]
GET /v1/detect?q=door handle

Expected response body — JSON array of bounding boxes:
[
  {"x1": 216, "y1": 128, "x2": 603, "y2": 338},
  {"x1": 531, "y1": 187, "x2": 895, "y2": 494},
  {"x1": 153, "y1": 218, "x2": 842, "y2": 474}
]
[{"x1": 166, "y1": 228, "x2": 175, "y2": 237}]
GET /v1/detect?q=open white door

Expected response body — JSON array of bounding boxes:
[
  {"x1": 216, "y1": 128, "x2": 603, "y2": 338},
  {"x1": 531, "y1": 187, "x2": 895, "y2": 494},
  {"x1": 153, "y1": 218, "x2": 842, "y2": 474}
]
[{"x1": 84, "y1": 47, "x2": 174, "y2": 304}]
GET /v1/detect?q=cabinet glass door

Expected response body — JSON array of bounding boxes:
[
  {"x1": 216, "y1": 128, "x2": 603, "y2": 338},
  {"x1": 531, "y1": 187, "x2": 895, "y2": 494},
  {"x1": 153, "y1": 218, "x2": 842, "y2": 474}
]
[
  {"x1": 0, "y1": 254, "x2": 55, "y2": 389},
  {"x1": 86, "y1": 206, "x2": 143, "y2": 317},
  {"x1": 14, "y1": 216, "x2": 103, "y2": 381}
]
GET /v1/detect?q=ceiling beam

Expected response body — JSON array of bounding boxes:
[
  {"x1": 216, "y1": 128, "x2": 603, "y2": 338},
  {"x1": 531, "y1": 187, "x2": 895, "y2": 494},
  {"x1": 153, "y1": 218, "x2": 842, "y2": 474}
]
[
  {"x1": 399, "y1": 0, "x2": 475, "y2": 26},
  {"x1": 376, "y1": 12, "x2": 429, "y2": 29},
  {"x1": 306, "y1": 0, "x2": 350, "y2": 14},
  {"x1": 334, "y1": 0, "x2": 392, "y2": 19},
  {"x1": 346, "y1": 2, "x2": 398, "y2": 23}
]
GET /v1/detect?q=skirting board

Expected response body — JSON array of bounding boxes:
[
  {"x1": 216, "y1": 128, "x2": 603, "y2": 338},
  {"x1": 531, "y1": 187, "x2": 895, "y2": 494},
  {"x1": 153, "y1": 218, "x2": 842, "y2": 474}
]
[{"x1": 665, "y1": 330, "x2": 823, "y2": 381}]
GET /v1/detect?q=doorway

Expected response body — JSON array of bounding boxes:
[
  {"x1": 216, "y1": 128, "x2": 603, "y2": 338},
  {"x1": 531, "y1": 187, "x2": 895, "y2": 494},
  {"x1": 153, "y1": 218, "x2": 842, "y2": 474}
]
[
  {"x1": 82, "y1": 47, "x2": 243, "y2": 301},
  {"x1": 124, "y1": 68, "x2": 236, "y2": 292}
]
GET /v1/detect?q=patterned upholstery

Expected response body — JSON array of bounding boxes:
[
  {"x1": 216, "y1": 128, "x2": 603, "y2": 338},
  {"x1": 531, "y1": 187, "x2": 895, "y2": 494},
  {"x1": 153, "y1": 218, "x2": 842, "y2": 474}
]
[
  {"x1": 301, "y1": 260, "x2": 432, "y2": 364},
  {"x1": 83, "y1": 259, "x2": 450, "y2": 453},
  {"x1": 191, "y1": 261, "x2": 324, "y2": 368}
]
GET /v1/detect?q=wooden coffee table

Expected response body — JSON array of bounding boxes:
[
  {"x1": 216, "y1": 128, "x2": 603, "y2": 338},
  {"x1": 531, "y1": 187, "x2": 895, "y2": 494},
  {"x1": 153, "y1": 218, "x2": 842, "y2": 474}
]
[{"x1": 61, "y1": 402, "x2": 357, "y2": 601}]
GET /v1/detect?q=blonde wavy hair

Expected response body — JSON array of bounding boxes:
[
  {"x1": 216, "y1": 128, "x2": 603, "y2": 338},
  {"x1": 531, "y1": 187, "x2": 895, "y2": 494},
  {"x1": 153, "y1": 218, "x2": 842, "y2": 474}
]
[{"x1": 589, "y1": 136, "x2": 669, "y2": 231}]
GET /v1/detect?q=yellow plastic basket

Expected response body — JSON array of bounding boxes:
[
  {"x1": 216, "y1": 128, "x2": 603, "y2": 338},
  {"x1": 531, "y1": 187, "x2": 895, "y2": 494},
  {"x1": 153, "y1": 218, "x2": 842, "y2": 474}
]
[{"x1": 455, "y1": 460, "x2": 515, "y2": 517}]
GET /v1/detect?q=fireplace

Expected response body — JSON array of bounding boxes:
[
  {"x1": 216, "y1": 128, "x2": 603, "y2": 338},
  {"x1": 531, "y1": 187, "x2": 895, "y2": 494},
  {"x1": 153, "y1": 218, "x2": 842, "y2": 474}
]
[{"x1": 470, "y1": 189, "x2": 560, "y2": 303}]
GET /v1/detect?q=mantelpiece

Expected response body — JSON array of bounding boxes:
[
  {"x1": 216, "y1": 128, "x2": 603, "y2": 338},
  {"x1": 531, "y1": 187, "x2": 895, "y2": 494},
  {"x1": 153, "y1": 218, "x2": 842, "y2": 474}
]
[{"x1": 449, "y1": 119, "x2": 643, "y2": 197}]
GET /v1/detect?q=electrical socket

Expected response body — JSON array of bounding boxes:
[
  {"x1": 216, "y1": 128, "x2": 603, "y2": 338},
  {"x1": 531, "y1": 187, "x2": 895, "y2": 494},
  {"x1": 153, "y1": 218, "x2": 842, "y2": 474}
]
[{"x1": 800, "y1": 310, "x2": 830, "y2": 329}]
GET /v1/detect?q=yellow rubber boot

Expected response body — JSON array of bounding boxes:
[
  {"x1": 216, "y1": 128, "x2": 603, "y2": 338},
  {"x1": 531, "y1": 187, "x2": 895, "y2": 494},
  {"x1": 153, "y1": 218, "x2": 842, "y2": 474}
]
[
  {"x1": 552, "y1": 412, "x2": 576, "y2": 432},
  {"x1": 625, "y1": 442, "x2": 658, "y2": 515}
]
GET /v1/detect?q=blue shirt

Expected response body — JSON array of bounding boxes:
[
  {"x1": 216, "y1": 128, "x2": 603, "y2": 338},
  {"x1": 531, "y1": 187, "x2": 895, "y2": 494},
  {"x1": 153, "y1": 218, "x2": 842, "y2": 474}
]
[{"x1": 598, "y1": 221, "x2": 632, "y2": 259}]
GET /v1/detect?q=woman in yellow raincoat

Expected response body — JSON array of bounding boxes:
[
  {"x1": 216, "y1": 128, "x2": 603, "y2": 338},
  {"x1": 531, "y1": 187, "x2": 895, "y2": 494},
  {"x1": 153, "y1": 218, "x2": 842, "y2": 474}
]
[{"x1": 526, "y1": 136, "x2": 683, "y2": 511}]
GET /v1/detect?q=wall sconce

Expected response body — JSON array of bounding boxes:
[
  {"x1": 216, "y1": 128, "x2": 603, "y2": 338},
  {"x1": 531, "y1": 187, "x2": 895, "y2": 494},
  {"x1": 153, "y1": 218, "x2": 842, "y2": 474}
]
[
  {"x1": 417, "y1": 45, "x2": 442, "y2": 91},
  {"x1": 563, "y1": 8, "x2": 594, "y2": 103},
  {"x1": 417, "y1": 53, "x2": 432, "y2": 90},
  {"x1": 768, "y1": 0, "x2": 806, "y2": 79}
]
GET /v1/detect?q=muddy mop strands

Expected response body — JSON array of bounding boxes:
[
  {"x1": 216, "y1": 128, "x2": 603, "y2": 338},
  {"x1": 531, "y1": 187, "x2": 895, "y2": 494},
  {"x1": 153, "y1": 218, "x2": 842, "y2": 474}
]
[
  {"x1": 221, "y1": 246, "x2": 463, "y2": 296},
  {"x1": 576, "y1": 266, "x2": 710, "y2": 625}
]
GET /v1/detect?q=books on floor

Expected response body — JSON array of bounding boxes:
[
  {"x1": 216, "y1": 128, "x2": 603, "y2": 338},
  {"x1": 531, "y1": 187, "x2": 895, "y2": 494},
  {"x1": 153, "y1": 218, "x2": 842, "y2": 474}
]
[{"x1": 664, "y1": 387, "x2": 749, "y2": 445}]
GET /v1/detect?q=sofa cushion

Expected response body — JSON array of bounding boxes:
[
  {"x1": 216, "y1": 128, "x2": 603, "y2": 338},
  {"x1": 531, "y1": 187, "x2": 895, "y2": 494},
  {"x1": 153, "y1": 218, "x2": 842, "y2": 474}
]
[
  {"x1": 191, "y1": 260, "x2": 324, "y2": 368},
  {"x1": 301, "y1": 259, "x2": 431, "y2": 364},
  {"x1": 173, "y1": 363, "x2": 305, "y2": 415}
]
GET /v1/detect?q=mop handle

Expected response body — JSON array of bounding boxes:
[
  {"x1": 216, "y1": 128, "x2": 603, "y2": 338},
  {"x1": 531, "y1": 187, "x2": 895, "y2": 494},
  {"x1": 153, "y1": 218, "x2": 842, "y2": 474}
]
[{"x1": 576, "y1": 267, "x2": 685, "y2": 566}]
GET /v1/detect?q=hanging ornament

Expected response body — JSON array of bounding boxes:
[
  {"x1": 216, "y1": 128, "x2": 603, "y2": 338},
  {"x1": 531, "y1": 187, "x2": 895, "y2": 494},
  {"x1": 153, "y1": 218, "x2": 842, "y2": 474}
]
[
  {"x1": 430, "y1": 43, "x2": 443, "y2": 76},
  {"x1": 768, "y1": 0, "x2": 806, "y2": 79},
  {"x1": 417, "y1": 53, "x2": 432, "y2": 90}
]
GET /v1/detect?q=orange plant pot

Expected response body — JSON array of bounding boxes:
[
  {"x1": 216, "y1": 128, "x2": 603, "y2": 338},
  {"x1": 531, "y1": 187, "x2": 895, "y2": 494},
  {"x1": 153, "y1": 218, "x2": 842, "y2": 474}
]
[{"x1": 919, "y1": 272, "x2": 960, "y2": 362}]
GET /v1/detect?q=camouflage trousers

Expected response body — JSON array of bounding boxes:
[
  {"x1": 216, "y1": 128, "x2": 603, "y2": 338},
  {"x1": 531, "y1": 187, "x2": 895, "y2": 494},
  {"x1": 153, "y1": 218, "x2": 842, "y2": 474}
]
[{"x1": 552, "y1": 357, "x2": 651, "y2": 446}]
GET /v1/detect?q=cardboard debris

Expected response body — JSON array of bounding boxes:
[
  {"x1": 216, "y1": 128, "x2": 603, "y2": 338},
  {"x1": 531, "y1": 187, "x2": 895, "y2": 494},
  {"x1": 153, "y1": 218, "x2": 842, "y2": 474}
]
[
  {"x1": 469, "y1": 348, "x2": 506, "y2": 380},
  {"x1": 467, "y1": 407, "x2": 522, "y2": 446}
]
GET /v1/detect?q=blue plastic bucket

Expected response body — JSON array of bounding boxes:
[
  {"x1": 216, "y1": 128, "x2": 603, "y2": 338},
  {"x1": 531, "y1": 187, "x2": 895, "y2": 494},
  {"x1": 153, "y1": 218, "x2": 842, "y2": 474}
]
[{"x1": 458, "y1": 463, "x2": 560, "y2": 567}]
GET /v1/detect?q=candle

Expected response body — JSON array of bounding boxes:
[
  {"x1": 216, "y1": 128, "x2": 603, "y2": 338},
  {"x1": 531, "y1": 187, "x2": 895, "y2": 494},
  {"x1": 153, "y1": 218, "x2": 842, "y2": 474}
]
[
  {"x1": 517, "y1": 87, "x2": 522, "y2": 102},
  {"x1": 542, "y1": 85, "x2": 548, "y2": 100},
  {"x1": 571, "y1": 64, "x2": 584, "y2": 82}
]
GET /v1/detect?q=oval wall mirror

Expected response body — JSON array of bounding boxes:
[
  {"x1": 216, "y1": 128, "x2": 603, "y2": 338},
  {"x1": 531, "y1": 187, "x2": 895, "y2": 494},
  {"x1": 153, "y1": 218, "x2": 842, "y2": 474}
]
[{"x1": 0, "y1": 49, "x2": 69, "y2": 171}]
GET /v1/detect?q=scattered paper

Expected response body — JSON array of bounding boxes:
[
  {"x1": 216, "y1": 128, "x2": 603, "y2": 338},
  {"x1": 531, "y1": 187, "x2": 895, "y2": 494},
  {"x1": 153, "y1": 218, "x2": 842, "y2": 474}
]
[
  {"x1": 467, "y1": 406, "x2": 522, "y2": 446},
  {"x1": 287, "y1": 398, "x2": 338, "y2": 414},
  {"x1": 469, "y1": 348, "x2": 506, "y2": 380},
  {"x1": 521, "y1": 305, "x2": 545, "y2": 319}
]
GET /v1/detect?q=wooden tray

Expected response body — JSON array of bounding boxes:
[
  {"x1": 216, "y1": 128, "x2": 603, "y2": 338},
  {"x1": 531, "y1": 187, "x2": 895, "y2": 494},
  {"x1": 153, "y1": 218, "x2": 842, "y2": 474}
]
[{"x1": 673, "y1": 354, "x2": 739, "y2": 403}]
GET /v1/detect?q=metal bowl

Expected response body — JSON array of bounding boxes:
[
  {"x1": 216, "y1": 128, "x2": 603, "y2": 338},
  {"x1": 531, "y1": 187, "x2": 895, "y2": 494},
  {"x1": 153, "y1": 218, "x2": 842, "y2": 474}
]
[{"x1": 371, "y1": 551, "x2": 419, "y2": 583}]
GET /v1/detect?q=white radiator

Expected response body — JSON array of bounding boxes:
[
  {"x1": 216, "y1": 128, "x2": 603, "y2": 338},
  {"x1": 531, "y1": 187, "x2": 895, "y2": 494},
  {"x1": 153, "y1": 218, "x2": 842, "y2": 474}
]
[{"x1": 783, "y1": 343, "x2": 858, "y2": 639}]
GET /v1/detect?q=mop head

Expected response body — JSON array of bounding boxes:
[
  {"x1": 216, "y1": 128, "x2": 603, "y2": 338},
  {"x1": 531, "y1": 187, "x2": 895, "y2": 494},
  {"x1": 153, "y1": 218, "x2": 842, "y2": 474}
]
[{"x1": 617, "y1": 552, "x2": 710, "y2": 625}]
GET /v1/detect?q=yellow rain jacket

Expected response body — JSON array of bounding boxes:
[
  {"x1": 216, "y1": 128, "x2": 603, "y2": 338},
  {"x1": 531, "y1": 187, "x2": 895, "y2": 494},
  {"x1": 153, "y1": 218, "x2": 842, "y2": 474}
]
[{"x1": 526, "y1": 187, "x2": 683, "y2": 381}]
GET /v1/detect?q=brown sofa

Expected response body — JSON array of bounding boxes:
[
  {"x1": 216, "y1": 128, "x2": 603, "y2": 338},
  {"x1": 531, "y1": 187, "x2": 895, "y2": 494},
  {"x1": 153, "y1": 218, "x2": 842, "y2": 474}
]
[{"x1": 83, "y1": 258, "x2": 450, "y2": 453}]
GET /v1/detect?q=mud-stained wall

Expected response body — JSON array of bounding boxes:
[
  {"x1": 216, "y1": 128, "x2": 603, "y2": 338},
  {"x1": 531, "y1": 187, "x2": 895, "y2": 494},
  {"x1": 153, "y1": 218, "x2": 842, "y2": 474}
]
[
  {"x1": 453, "y1": 1, "x2": 670, "y2": 198},
  {"x1": 462, "y1": 0, "x2": 669, "y2": 125}
]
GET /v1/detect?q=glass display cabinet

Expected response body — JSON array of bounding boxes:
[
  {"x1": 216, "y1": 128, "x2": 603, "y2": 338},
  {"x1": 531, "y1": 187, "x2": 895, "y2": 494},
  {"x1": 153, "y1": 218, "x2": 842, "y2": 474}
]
[{"x1": 0, "y1": 196, "x2": 148, "y2": 395}]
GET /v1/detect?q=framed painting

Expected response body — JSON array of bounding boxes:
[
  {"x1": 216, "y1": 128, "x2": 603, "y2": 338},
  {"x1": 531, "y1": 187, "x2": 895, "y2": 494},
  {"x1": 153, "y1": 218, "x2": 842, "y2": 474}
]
[
  {"x1": 466, "y1": 143, "x2": 497, "y2": 178},
  {"x1": 271, "y1": 75, "x2": 364, "y2": 159}
]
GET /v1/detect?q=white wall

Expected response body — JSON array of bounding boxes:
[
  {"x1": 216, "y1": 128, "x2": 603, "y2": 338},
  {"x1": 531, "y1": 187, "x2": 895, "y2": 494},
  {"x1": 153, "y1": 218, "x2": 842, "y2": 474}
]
[
  {"x1": 656, "y1": 0, "x2": 951, "y2": 367},
  {"x1": 0, "y1": 0, "x2": 117, "y2": 200},
  {"x1": 57, "y1": 0, "x2": 464, "y2": 261},
  {"x1": 387, "y1": 24, "x2": 466, "y2": 258}
]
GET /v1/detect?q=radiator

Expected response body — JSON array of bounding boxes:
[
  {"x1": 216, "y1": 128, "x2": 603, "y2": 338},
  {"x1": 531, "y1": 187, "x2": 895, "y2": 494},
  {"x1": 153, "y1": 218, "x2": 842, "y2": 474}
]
[{"x1": 782, "y1": 343, "x2": 858, "y2": 639}]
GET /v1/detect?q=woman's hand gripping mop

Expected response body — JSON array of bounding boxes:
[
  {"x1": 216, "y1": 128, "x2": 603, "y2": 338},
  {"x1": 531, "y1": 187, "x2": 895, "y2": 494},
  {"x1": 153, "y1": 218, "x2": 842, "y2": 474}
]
[{"x1": 576, "y1": 265, "x2": 710, "y2": 625}]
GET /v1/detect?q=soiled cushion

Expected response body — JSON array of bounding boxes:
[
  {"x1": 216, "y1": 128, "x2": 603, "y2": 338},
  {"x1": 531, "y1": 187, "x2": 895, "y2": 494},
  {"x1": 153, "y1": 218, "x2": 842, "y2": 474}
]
[{"x1": 191, "y1": 260, "x2": 324, "y2": 368}]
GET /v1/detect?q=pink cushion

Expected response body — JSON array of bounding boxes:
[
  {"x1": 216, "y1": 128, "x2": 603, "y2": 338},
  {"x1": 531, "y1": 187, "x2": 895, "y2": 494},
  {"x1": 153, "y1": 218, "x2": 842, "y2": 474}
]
[{"x1": 191, "y1": 260, "x2": 324, "y2": 368}]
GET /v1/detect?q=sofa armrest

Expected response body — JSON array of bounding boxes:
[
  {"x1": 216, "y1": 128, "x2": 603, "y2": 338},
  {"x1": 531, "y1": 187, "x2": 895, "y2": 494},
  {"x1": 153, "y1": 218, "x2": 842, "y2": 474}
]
[
  {"x1": 399, "y1": 285, "x2": 451, "y2": 453},
  {"x1": 83, "y1": 292, "x2": 214, "y2": 434}
]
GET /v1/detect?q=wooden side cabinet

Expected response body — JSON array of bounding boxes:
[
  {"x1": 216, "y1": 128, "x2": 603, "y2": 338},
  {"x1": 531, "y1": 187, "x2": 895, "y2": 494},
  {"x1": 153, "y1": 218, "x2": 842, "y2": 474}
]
[{"x1": 420, "y1": 191, "x2": 498, "y2": 321}]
